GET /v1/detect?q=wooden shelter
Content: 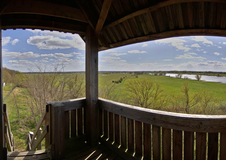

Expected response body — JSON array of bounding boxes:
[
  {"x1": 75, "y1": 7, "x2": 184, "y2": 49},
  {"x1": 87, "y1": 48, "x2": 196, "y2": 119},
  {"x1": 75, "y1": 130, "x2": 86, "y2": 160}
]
[{"x1": 1, "y1": 0, "x2": 226, "y2": 159}]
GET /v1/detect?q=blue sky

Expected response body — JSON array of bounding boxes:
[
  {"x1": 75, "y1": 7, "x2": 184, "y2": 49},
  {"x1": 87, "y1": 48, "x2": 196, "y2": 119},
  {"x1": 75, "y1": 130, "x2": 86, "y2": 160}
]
[{"x1": 2, "y1": 29, "x2": 226, "y2": 72}]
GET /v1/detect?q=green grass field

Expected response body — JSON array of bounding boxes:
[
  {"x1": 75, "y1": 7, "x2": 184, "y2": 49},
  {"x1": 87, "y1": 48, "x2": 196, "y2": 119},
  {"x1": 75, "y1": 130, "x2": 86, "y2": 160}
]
[{"x1": 99, "y1": 73, "x2": 226, "y2": 101}]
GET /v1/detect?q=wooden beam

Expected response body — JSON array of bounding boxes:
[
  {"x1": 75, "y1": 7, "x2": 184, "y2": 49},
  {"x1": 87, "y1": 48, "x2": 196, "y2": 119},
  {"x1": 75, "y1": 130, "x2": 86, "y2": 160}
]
[
  {"x1": 86, "y1": 25, "x2": 99, "y2": 146},
  {"x1": 103, "y1": 0, "x2": 226, "y2": 31},
  {"x1": 95, "y1": 0, "x2": 113, "y2": 36},
  {"x1": 0, "y1": 16, "x2": 5, "y2": 159},
  {"x1": 2, "y1": 0, "x2": 88, "y2": 23},
  {"x1": 98, "y1": 29, "x2": 226, "y2": 51}
]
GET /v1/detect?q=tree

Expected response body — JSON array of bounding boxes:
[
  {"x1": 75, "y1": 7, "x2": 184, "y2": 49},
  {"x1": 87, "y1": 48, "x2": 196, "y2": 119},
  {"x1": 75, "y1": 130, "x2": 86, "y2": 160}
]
[
  {"x1": 195, "y1": 74, "x2": 202, "y2": 81},
  {"x1": 23, "y1": 66, "x2": 85, "y2": 116},
  {"x1": 125, "y1": 78, "x2": 164, "y2": 108},
  {"x1": 180, "y1": 82, "x2": 199, "y2": 113}
]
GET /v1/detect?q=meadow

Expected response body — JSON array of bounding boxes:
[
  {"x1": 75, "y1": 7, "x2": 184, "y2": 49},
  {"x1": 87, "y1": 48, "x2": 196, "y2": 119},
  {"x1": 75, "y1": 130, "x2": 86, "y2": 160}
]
[{"x1": 4, "y1": 72, "x2": 226, "y2": 150}]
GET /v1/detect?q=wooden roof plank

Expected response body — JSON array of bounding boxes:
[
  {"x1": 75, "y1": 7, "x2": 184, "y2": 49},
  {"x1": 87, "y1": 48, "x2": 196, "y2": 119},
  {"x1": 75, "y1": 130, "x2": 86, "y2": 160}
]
[
  {"x1": 146, "y1": 12, "x2": 157, "y2": 33},
  {"x1": 177, "y1": 3, "x2": 184, "y2": 29},
  {"x1": 199, "y1": 2, "x2": 205, "y2": 28},
  {"x1": 95, "y1": 0, "x2": 113, "y2": 36},
  {"x1": 216, "y1": 3, "x2": 222, "y2": 27},
  {"x1": 187, "y1": 3, "x2": 194, "y2": 28},
  {"x1": 164, "y1": 6, "x2": 175, "y2": 30},
  {"x1": 209, "y1": 2, "x2": 217, "y2": 28},
  {"x1": 103, "y1": 0, "x2": 226, "y2": 31},
  {"x1": 2, "y1": 0, "x2": 88, "y2": 23}
]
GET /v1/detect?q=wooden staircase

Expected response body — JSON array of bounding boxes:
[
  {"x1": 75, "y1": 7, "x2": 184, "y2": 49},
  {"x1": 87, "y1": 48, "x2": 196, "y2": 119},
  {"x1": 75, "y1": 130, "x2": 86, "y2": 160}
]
[{"x1": 8, "y1": 149, "x2": 50, "y2": 160}]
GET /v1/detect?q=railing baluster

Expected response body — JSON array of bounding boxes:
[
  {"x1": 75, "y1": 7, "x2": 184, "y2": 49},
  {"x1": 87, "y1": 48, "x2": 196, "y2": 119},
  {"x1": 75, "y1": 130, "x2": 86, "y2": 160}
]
[
  {"x1": 196, "y1": 132, "x2": 206, "y2": 160},
  {"x1": 220, "y1": 133, "x2": 226, "y2": 159},
  {"x1": 128, "y1": 118, "x2": 134, "y2": 153},
  {"x1": 162, "y1": 127, "x2": 171, "y2": 160},
  {"x1": 104, "y1": 110, "x2": 108, "y2": 138},
  {"x1": 109, "y1": 112, "x2": 113, "y2": 140},
  {"x1": 121, "y1": 116, "x2": 126, "y2": 148},
  {"x1": 45, "y1": 104, "x2": 51, "y2": 149},
  {"x1": 99, "y1": 108, "x2": 103, "y2": 136},
  {"x1": 208, "y1": 133, "x2": 218, "y2": 160},
  {"x1": 65, "y1": 111, "x2": 69, "y2": 139},
  {"x1": 153, "y1": 125, "x2": 160, "y2": 160},
  {"x1": 173, "y1": 129, "x2": 182, "y2": 160},
  {"x1": 135, "y1": 121, "x2": 142, "y2": 156},
  {"x1": 71, "y1": 110, "x2": 76, "y2": 137},
  {"x1": 184, "y1": 131, "x2": 194, "y2": 160},
  {"x1": 115, "y1": 114, "x2": 120, "y2": 144},
  {"x1": 77, "y1": 108, "x2": 82, "y2": 135}
]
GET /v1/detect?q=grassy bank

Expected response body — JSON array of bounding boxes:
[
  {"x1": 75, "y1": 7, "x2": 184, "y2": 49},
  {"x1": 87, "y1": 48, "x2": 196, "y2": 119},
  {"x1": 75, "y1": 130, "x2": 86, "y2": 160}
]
[{"x1": 99, "y1": 73, "x2": 226, "y2": 100}]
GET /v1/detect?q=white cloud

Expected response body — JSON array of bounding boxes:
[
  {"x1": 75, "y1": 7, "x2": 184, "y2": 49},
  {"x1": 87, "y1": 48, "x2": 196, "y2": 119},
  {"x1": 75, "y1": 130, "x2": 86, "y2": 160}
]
[
  {"x1": 11, "y1": 39, "x2": 19, "y2": 45},
  {"x1": 188, "y1": 52, "x2": 197, "y2": 55},
  {"x1": 3, "y1": 50, "x2": 40, "y2": 59},
  {"x1": 2, "y1": 37, "x2": 11, "y2": 46},
  {"x1": 192, "y1": 36, "x2": 213, "y2": 45},
  {"x1": 8, "y1": 60, "x2": 33, "y2": 65},
  {"x1": 163, "y1": 59, "x2": 172, "y2": 61},
  {"x1": 223, "y1": 42, "x2": 226, "y2": 44},
  {"x1": 155, "y1": 38, "x2": 191, "y2": 52},
  {"x1": 218, "y1": 46, "x2": 222, "y2": 48},
  {"x1": 191, "y1": 43, "x2": 200, "y2": 48},
  {"x1": 175, "y1": 54, "x2": 206, "y2": 60},
  {"x1": 222, "y1": 58, "x2": 226, "y2": 60},
  {"x1": 142, "y1": 43, "x2": 148, "y2": 47},
  {"x1": 110, "y1": 53, "x2": 127, "y2": 56},
  {"x1": 214, "y1": 52, "x2": 220, "y2": 56},
  {"x1": 203, "y1": 51, "x2": 207, "y2": 53},
  {"x1": 27, "y1": 35, "x2": 85, "y2": 50},
  {"x1": 105, "y1": 49, "x2": 117, "y2": 52},
  {"x1": 128, "y1": 50, "x2": 147, "y2": 53}
]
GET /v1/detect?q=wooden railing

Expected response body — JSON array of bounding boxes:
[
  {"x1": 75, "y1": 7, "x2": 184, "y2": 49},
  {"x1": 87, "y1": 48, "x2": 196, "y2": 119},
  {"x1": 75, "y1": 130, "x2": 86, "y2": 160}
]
[
  {"x1": 3, "y1": 104, "x2": 14, "y2": 152},
  {"x1": 27, "y1": 97, "x2": 86, "y2": 159},
  {"x1": 98, "y1": 98, "x2": 226, "y2": 160}
]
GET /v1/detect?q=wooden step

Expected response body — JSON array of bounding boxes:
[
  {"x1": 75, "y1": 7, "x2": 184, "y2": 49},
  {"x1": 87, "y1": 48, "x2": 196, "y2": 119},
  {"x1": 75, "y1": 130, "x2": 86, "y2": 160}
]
[{"x1": 8, "y1": 149, "x2": 50, "y2": 160}]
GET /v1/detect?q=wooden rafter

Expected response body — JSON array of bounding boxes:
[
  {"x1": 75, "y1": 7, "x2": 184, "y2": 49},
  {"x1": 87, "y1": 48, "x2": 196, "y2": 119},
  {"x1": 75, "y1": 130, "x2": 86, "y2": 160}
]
[
  {"x1": 0, "y1": 0, "x2": 11, "y2": 15},
  {"x1": 102, "y1": 0, "x2": 226, "y2": 31},
  {"x1": 75, "y1": 0, "x2": 96, "y2": 30},
  {"x1": 99, "y1": 29, "x2": 226, "y2": 51},
  {"x1": 2, "y1": 0, "x2": 88, "y2": 23},
  {"x1": 95, "y1": 0, "x2": 113, "y2": 36}
]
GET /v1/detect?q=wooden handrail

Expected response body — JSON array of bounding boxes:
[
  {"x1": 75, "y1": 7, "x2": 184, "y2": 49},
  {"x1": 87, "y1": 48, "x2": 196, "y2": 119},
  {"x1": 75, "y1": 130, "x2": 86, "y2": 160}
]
[
  {"x1": 3, "y1": 104, "x2": 14, "y2": 152},
  {"x1": 29, "y1": 106, "x2": 48, "y2": 148},
  {"x1": 98, "y1": 98, "x2": 226, "y2": 159},
  {"x1": 98, "y1": 98, "x2": 226, "y2": 133},
  {"x1": 47, "y1": 97, "x2": 86, "y2": 111}
]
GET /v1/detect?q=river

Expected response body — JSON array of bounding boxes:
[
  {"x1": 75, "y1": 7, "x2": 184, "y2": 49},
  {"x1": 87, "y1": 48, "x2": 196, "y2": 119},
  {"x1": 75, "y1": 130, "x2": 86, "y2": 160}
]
[{"x1": 165, "y1": 73, "x2": 226, "y2": 84}]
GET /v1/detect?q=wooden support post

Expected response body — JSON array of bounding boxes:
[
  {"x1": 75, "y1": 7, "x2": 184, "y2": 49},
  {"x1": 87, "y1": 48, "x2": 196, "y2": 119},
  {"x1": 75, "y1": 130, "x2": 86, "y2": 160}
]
[
  {"x1": 45, "y1": 105, "x2": 51, "y2": 150},
  {"x1": 50, "y1": 104, "x2": 65, "y2": 160},
  {"x1": 0, "y1": 16, "x2": 5, "y2": 159},
  {"x1": 85, "y1": 25, "x2": 99, "y2": 146}
]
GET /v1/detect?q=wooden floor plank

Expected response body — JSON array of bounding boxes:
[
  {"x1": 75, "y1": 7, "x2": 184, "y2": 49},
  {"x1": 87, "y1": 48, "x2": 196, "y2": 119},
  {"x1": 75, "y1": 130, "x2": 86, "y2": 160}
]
[
  {"x1": 8, "y1": 153, "x2": 49, "y2": 160},
  {"x1": 8, "y1": 149, "x2": 47, "y2": 157}
]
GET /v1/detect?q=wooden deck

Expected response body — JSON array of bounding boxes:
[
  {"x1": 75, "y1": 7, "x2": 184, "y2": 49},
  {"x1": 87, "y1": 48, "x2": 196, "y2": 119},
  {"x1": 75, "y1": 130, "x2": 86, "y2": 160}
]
[
  {"x1": 8, "y1": 149, "x2": 50, "y2": 160},
  {"x1": 64, "y1": 137, "x2": 123, "y2": 160},
  {"x1": 7, "y1": 137, "x2": 124, "y2": 160}
]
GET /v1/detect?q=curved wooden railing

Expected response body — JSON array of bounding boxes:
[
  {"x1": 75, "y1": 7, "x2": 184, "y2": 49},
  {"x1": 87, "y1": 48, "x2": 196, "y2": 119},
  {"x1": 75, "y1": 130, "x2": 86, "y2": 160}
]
[
  {"x1": 98, "y1": 98, "x2": 226, "y2": 160},
  {"x1": 26, "y1": 97, "x2": 86, "y2": 159},
  {"x1": 3, "y1": 104, "x2": 14, "y2": 152}
]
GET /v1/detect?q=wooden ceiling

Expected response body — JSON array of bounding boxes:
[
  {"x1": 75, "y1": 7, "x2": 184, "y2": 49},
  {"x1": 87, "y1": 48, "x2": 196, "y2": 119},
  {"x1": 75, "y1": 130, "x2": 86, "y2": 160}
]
[{"x1": 1, "y1": 0, "x2": 226, "y2": 51}]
